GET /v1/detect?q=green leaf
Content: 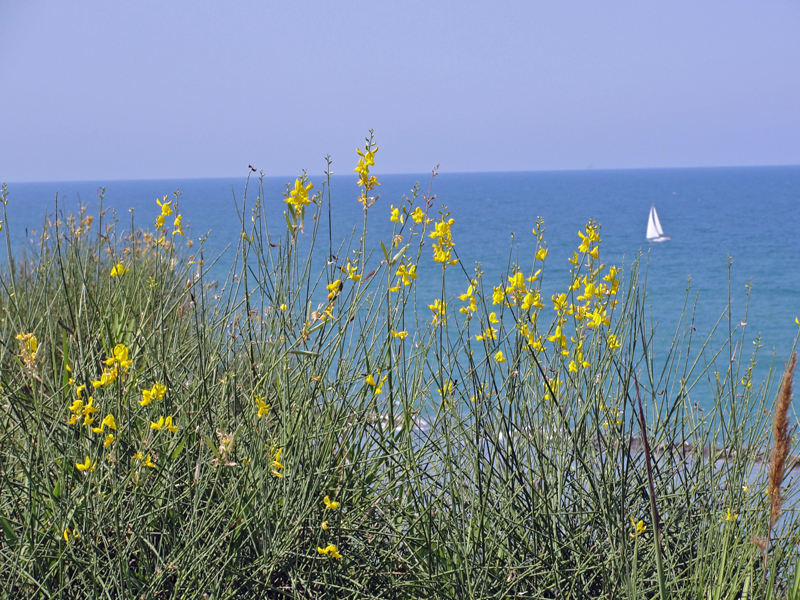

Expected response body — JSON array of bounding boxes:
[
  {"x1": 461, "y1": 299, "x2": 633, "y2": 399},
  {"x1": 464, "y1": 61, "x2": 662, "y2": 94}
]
[
  {"x1": 171, "y1": 437, "x2": 187, "y2": 460},
  {"x1": 204, "y1": 436, "x2": 221, "y2": 460},
  {"x1": 0, "y1": 516, "x2": 17, "y2": 547}
]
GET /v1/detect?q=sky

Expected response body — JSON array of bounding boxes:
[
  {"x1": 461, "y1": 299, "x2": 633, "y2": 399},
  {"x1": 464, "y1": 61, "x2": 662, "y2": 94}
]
[{"x1": 2, "y1": 0, "x2": 800, "y2": 182}]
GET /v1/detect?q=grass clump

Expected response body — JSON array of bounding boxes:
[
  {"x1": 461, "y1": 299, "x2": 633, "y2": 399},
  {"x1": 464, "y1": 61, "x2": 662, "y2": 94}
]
[{"x1": 0, "y1": 139, "x2": 798, "y2": 598}]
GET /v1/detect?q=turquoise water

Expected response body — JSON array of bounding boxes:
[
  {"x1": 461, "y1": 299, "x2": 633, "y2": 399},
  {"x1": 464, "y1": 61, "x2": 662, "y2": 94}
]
[{"x1": 4, "y1": 166, "x2": 799, "y2": 411}]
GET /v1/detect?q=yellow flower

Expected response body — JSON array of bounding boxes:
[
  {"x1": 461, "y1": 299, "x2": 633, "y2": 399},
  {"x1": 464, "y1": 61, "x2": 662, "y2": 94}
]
[
  {"x1": 321, "y1": 521, "x2": 328, "y2": 530},
  {"x1": 323, "y1": 495, "x2": 339, "y2": 510},
  {"x1": 428, "y1": 299, "x2": 446, "y2": 325},
  {"x1": 345, "y1": 260, "x2": 361, "y2": 281},
  {"x1": 458, "y1": 285, "x2": 474, "y2": 301},
  {"x1": 326, "y1": 279, "x2": 343, "y2": 299},
  {"x1": 142, "y1": 454, "x2": 156, "y2": 468},
  {"x1": 428, "y1": 216, "x2": 457, "y2": 265},
  {"x1": 410, "y1": 207, "x2": 426, "y2": 223},
  {"x1": 607, "y1": 334, "x2": 621, "y2": 350},
  {"x1": 156, "y1": 215, "x2": 165, "y2": 229},
  {"x1": 286, "y1": 176, "x2": 314, "y2": 209},
  {"x1": 76, "y1": 456, "x2": 94, "y2": 472},
  {"x1": 63, "y1": 526, "x2": 80, "y2": 544},
  {"x1": 165, "y1": 416, "x2": 179, "y2": 433},
  {"x1": 157, "y1": 196, "x2": 173, "y2": 216},
  {"x1": 256, "y1": 397, "x2": 270, "y2": 418},
  {"x1": 152, "y1": 382, "x2": 167, "y2": 400},
  {"x1": 16, "y1": 333, "x2": 38, "y2": 362},
  {"x1": 391, "y1": 330, "x2": 408, "y2": 340},
  {"x1": 535, "y1": 247, "x2": 548, "y2": 261},
  {"x1": 150, "y1": 416, "x2": 165, "y2": 430},
  {"x1": 140, "y1": 388, "x2": 153, "y2": 406},
  {"x1": 494, "y1": 351, "x2": 505, "y2": 363},
  {"x1": 69, "y1": 399, "x2": 84, "y2": 413},
  {"x1": 104, "y1": 433, "x2": 115, "y2": 447},
  {"x1": 82, "y1": 396, "x2": 99, "y2": 416},
  {"x1": 366, "y1": 373, "x2": 377, "y2": 387},
  {"x1": 630, "y1": 517, "x2": 646, "y2": 538},
  {"x1": 475, "y1": 327, "x2": 497, "y2": 341},
  {"x1": 725, "y1": 508, "x2": 738, "y2": 522},
  {"x1": 110, "y1": 263, "x2": 129, "y2": 277},
  {"x1": 279, "y1": 303, "x2": 288, "y2": 311},
  {"x1": 489, "y1": 312, "x2": 499, "y2": 324},
  {"x1": 492, "y1": 287, "x2": 505, "y2": 305},
  {"x1": 172, "y1": 214, "x2": 184, "y2": 236},
  {"x1": 396, "y1": 263, "x2": 417, "y2": 286},
  {"x1": 390, "y1": 205, "x2": 401, "y2": 222},
  {"x1": 66, "y1": 414, "x2": 79, "y2": 425},
  {"x1": 271, "y1": 447, "x2": 284, "y2": 477},
  {"x1": 547, "y1": 326, "x2": 567, "y2": 350},
  {"x1": 568, "y1": 360, "x2": 578, "y2": 373},
  {"x1": 105, "y1": 344, "x2": 132, "y2": 371},
  {"x1": 317, "y1": 544, "x2": 342, "y2": 559},
  {"x1": 75, "y1": 384, "x2": 86, "y2": 398},
  {"x1": 101, "y1": 414, "x2": 116, "y2": 431}
]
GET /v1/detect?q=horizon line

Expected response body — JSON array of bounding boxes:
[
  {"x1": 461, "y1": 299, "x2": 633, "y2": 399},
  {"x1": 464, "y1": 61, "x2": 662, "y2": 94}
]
[{"x1": 4, "y1": 162, "x2": 800, "y2": 186}]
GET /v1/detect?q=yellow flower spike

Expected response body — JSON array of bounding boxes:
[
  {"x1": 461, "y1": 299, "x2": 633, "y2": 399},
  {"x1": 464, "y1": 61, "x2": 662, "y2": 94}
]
[
  {"x1": 69, "y1": 399, "x2": 83, "y2": 413},
  {"x1": 535, "y1": 247, "x2": 548, "y2": 261},
  {"x1": 475, "y1": 327, "x2": 497, "y2": 341},
  {"x1": 101, "y1": 414, "x2": 116, "y2": 431},
  {"x1": 150, "y1": 416, "x2": 165, "y2": 430},
  {"x1": 323, "y1": 496, "x2": 340, "y2": 510},
  {"x1": 142, "y1": 454, "x2": 156, "y2": 468},
  {"x1": 104, "y1": 434, "x2": 114, "y2": 447},
  {"x1": 489, "y1": 312, "x2": 499, "y2": 324},
  {"x1": 317, "y1": 544, "x2": 342, "y2": 559},
  {"x1": 76, "y1": 456, "x2": 94, "y2": 472},
  {"x1": 568, "y1": 360, "x2": 578, "y2": 373},
  {"x1": 391, "y1": 330, "x2": 408, "y2": 340},
  {"x1": 495, "y1": 351, "x2": 505, "y2": 363},
  {"x1": 155, "y1": 215, "x2": 165, "y2": 229},
  {"x1": 109, "y1": 263, "x2": 129, "y2": 277},
  {"x1": 133, "y1": 451, "x2": 144, "y2": 461},
  {"x1": 589, "y1": 246, "x2": 600, "y2": 259},
  {"x1": 165, "y1": 416, "x2": 179, "y2": 433}
]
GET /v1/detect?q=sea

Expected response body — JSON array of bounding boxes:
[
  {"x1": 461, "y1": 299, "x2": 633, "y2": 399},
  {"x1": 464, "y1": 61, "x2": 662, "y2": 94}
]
[{"x1": 4, "y1": 166, "x2": 799, "y2": 414}]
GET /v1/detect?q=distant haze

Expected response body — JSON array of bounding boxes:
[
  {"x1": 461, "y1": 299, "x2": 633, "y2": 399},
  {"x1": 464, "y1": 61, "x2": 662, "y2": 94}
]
[{"x1": 2, "y1": 1, "x2": 799, "y2": 182}]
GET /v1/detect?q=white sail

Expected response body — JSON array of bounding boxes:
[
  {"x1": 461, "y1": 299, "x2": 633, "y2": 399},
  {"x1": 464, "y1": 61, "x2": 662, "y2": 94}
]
[{"x1": 646, "y1": 205, "x2": 669, "y2": 241}]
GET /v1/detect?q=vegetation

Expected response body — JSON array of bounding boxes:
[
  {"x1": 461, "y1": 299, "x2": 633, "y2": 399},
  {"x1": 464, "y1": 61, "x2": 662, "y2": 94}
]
[{"x1": 0, "y1": 137, "x2": 798, "y2": 598}]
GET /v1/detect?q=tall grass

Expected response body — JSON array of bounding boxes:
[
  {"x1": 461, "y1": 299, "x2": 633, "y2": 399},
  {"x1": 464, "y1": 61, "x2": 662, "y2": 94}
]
[{"x1": 0, "y1": 141, "x2": 798, "y2": 599}]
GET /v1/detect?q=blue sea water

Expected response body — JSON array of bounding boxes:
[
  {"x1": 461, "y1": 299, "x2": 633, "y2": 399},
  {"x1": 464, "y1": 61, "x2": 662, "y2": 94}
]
[{"x1": 4, "y1": 166, "x2": 799, "y2": 412}]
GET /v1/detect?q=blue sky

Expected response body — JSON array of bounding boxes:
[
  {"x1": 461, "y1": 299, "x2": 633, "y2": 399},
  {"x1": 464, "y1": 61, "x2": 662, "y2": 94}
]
[{"x1": 2, "y1": 0, "x2": 799, "y2": 181}]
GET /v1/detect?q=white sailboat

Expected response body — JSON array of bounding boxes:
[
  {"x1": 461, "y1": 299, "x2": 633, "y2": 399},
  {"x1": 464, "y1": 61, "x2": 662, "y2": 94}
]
[{"x1": 646, "y1": 205, "x2": 670, "y2": 242}]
